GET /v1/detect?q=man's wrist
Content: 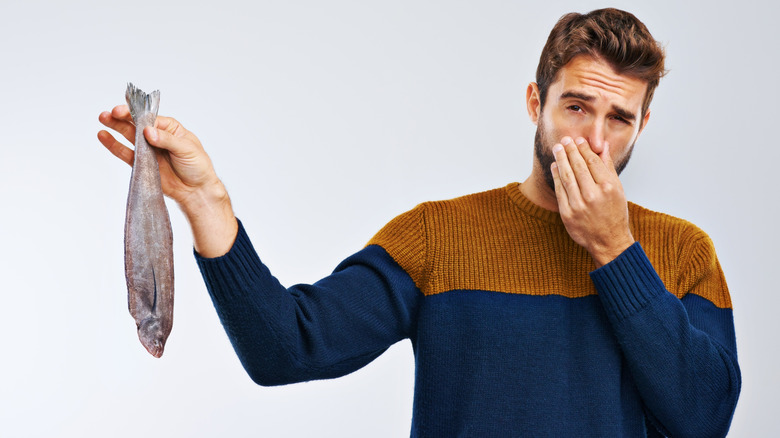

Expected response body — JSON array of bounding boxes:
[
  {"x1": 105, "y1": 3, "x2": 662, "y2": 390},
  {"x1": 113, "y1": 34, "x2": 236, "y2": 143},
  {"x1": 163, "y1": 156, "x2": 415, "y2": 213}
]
[
  {"x1": 177, "y1": 177, "x2": 229, "y2": 216},
  {"x1": 178, "y1": 180, "x2": 238, "y2": 258},
  {"x1": 590, "y1": 237, "x2": 635, "y2": 268}
]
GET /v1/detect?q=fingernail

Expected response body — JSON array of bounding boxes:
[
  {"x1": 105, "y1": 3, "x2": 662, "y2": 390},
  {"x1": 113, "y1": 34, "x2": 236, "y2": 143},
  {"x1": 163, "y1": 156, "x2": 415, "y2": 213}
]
[
  {"x1": 552, "y1": 144, "x2": 563, "y2": 154},
  {"x1": 575, "y1": 137, "x2": 585, "y2": 145},
  {"x1": 146, "y1": 127, "x2": 158, "y2": 142},
  {"x1": 561, "y1": 137, "x2": 572, "y2": 145}
]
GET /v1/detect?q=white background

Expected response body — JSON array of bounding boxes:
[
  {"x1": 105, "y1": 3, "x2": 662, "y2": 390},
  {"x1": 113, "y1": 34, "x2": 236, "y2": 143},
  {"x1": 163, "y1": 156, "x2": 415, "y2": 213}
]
[{"x1": 1, "y1": 1, "x2": 776, "y2": 436}]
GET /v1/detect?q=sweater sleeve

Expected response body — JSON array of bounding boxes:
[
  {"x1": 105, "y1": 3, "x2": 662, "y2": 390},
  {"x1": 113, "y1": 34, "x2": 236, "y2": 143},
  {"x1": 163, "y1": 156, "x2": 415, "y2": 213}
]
[
  {"x1": 590, "y1": 240, "x2": 740, "y2": 438},
  {"x1": 195, "y1": 219, "x2": 421, "y2": 386}
]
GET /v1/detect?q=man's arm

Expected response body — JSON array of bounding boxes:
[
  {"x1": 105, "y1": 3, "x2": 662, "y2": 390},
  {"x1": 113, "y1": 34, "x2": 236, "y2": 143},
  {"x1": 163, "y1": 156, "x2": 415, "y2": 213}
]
[
  {"x1": 195, "y1": 220, "x2": 420, "y2": 385},
  {"x1": 551, "y1": 136, "x2": 740, "y2": 437},
  {"x1": 590, "y1": 238, "x2": 740, "y2": 437},
  {"x1": 99, "y1": 107, "x2": 420, "y2": 384}
]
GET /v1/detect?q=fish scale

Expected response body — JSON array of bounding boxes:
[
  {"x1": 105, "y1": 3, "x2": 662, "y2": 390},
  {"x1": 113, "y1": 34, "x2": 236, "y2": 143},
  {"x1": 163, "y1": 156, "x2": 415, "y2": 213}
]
[{"x1": 124, "y1": 83, "x2": 174, "y2": 358}]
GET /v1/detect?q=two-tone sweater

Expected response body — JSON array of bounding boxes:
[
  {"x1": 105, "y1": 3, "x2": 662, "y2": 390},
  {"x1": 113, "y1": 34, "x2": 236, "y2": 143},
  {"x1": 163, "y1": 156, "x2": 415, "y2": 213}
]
[{"x1": 195, "y1": 182, "x2": 740, "y2": 437}]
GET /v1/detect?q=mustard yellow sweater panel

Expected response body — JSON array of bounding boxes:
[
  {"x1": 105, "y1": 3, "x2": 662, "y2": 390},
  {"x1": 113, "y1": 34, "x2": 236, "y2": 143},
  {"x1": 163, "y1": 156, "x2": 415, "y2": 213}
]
[{"x1": 368, "y1": 182, "x2": 731, "y2": 309}]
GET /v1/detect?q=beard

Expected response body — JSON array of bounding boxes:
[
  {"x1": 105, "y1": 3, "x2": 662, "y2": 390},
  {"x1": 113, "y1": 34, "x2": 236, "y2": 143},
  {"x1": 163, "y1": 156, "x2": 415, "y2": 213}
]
[{"x1": 534, "y1": 117, "x2": 636, "y2": 192}]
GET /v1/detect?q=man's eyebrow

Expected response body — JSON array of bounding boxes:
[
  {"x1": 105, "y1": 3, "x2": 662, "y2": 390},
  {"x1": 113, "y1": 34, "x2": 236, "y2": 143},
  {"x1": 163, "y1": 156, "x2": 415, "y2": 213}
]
[
  {"x1": 611, "y1": 105, "x2": 636, "y2": 121},
  {"x1": 560, "y1": 91, "x2": 594, "y2": 102},
  {"x1": 560, "y1": 91, "x2": 637, "y2": 121}
]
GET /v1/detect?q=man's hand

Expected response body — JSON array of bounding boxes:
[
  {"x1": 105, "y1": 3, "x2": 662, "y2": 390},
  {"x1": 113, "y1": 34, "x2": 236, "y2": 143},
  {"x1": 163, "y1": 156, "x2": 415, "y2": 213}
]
[
  {"x1": 98, "y1": 106, "x2": 238, "y2": 258},
  {"x1": 98, "y1": 105, "x2": 221, "y2": 207},
  {"x1": 550, "y1": 136, "x2": 634, "y2": 267}
]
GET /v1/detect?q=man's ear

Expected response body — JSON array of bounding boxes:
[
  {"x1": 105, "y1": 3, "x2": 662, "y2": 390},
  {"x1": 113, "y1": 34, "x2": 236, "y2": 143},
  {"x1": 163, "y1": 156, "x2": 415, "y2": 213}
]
[
  {"x1": 526, "y1": 82, "x2": 541, "y2": 125},
  {"x1": 637, "y1": 109, "x2": 651, "y2": 138}
]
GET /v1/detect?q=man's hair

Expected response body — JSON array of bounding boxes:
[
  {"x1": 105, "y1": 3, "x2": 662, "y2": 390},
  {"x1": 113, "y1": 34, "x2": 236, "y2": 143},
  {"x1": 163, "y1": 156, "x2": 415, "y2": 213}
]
[{"x1": 536, "y1": 8, "x2": 667, "y2": 118}]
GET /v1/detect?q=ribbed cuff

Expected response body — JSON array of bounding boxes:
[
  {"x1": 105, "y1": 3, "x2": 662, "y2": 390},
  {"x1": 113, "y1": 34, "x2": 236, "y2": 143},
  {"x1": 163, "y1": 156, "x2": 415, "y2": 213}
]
[
  {"x1": 590, "y1": 242, "x2": 667, "y2": 322},
  {"x1": 194, "y1": 218, "x2": 271, "y2": 303}
]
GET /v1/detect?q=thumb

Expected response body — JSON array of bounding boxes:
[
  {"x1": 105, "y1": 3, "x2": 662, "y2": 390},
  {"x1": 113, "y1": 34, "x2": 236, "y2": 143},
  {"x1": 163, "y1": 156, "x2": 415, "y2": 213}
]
[{"x1": 144, "y1": 125, "x2": 191, "y2": 157}]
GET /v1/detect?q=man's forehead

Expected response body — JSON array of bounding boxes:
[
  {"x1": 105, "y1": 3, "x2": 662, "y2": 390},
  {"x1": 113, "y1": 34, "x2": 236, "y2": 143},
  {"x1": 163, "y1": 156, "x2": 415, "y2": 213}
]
[{"x1": 553, "y1": 56, "x2": 648, "y2": 112}]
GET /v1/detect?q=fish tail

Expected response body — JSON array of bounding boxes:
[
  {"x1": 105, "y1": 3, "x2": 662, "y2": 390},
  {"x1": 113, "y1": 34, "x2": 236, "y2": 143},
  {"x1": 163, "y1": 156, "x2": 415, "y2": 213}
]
[{"x1": 125, "y1": 83, "x2": 160, "y2": 121}]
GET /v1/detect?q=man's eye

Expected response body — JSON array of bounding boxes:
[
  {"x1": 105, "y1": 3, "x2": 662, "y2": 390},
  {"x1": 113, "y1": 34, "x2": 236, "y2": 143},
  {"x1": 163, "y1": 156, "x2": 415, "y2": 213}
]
[
  {"x1": 611, "y1": 115, "x2": 629, "y2": 124},
  {"x1": 568, "y1": 105, "x2": 582, "y2": 112}
]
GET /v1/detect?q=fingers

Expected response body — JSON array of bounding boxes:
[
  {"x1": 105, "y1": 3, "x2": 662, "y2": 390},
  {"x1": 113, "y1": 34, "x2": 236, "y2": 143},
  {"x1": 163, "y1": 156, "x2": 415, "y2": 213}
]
[
  {"x1": 566, "y1": 137, "x2": 599, "y2": 190},
  {"x1": 111, "y1": 104, "x2": 131, "y2": 121},
  {"x1": 554, "y1": 136, "x2": 619, "y2": 192},
  {"x1": 97, "y1": 129, "x2": 134, "y2": 166},
  {"x1": 99, "y1": 105, "x2": 136, "y2": 145},
  {"x1": 99, "y1": 105, "x2": 199, "y2": 158},
  {"x1": 552, "y1": 137, "x2": 586, "y2": 208},
  {"x1": 552, "y1": 136, "x2": 617, "y2": 213},
  {"x1": 575, "y1": 137, "x2": 616, "y2": 183},
  {"x1": 551, "y1": 161, "x2": 571, "y2": 214}
]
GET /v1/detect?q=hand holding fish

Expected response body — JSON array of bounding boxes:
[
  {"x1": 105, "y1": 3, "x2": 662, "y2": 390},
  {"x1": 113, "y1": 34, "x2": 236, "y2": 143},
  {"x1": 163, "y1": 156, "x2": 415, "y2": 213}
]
[
  {"x1": 99, "y1": 105, "x2": 238, "y2": 258},
  {"x1": 99, "y1": 105, "x2": 217, "y2": 204}
]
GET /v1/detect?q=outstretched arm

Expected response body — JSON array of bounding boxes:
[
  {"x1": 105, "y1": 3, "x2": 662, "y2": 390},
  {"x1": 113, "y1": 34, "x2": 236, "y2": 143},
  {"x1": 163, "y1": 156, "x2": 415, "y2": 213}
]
[
  {"x1": 196, "y1": 221, "x2": 420, "y2": 386},
  {"x1": 98, "y1": 105, "x2": 237, "y2": 257},
  {"x1": 100, "y1": 105, "x2": 421, "y2": 385}
]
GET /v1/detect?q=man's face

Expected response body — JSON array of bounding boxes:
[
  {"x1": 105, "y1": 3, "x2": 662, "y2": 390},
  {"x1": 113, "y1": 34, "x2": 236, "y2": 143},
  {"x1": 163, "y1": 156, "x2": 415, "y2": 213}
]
[{"x1": 530, "y1": 55, "x2": 651, "y2": 191}]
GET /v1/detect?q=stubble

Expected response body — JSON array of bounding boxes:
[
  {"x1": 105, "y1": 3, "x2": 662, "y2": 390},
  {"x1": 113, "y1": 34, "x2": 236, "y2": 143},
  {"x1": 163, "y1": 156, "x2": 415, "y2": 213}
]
[{"x1": 533, "y1": 117, "x2": 636, "y2": 193}]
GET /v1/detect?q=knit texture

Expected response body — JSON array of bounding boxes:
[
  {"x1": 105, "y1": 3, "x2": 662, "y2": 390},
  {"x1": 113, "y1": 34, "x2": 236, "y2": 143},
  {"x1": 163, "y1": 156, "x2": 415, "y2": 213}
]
[
  {"x1": 370, "y1": 182, "x2": 731, "y2": 308},
  {"x1": 196, "y1": 182, "x2": 740, "y2": 437}
]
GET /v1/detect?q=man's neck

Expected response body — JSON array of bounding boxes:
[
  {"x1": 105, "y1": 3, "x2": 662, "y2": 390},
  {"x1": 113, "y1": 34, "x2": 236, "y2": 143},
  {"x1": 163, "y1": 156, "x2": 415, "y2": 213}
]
[{"x1": 520, "y1": 169, "x2": 560, "y2": 213}]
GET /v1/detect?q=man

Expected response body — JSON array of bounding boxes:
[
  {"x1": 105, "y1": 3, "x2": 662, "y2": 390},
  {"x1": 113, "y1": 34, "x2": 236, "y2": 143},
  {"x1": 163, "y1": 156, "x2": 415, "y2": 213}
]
[{"x1": 99, "y1": 8, "x2": 740, "y2": 437}]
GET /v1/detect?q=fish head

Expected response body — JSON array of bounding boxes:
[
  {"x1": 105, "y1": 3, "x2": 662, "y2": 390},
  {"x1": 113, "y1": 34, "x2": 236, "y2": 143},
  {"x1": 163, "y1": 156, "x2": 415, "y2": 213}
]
[{"x1": 137, "y1": 317, "x2": 167, "y2": 358}]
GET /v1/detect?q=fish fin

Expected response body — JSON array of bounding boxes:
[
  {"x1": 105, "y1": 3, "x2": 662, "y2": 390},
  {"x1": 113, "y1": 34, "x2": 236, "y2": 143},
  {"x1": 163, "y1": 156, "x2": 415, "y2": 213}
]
[
  {"x1": 151, "y1": 265, "x2": 158, "y2": 312},
  {"x1": 125, "y1": 83, "x2": 160, "y2": 121}
]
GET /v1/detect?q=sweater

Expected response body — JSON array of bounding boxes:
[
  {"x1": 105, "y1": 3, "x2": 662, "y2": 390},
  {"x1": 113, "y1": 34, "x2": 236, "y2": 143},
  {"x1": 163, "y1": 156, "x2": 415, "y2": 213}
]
[{"x1": 195, "y1": 182, "x2": 740, "y2": 437}]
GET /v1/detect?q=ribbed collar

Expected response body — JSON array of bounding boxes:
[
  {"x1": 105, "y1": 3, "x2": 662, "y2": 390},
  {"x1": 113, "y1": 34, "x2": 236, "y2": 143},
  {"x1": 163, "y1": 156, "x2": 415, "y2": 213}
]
[{"x1": 504, "y1": 182, "x2": 563, "y2": 226}]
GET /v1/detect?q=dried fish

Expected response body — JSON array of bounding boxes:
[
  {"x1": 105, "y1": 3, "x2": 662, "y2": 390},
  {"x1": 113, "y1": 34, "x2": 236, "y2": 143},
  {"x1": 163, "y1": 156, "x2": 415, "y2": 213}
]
[{"x1": 124, "y1": 83, "x2": 174, "y2": 358}]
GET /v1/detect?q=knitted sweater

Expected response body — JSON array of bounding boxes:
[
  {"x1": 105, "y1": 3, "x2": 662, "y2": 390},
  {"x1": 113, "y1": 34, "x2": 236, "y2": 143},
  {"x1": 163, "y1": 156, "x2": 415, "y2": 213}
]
[{"x1": 195, "y1": 182, "x2": 740, "y2": 437}]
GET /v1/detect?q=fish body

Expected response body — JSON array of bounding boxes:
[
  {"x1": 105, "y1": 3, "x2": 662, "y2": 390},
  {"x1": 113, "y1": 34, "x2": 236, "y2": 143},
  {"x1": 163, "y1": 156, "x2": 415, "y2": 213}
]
[{"x1": 124, "y1": 83, "x2": 174, "y2": 358}]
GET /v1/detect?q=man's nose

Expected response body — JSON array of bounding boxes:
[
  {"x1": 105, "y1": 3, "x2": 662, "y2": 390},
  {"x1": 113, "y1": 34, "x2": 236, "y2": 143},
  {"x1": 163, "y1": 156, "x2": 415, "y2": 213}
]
[{"x1": 584, "y1": 121, "x2": 606, "y2": 154}]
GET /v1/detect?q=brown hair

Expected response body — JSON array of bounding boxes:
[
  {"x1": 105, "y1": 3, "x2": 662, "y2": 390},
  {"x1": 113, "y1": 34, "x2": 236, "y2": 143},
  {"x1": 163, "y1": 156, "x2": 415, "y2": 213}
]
[{"x1": 536, "y1": 8, "x2": 667, "y2": 118}]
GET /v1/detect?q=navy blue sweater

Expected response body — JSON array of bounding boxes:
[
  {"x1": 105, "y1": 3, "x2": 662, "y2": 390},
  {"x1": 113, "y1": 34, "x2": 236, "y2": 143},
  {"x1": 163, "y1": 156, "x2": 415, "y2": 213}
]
[{"x1": 196, "y1": 183, "x2": 740, "y2": 437}]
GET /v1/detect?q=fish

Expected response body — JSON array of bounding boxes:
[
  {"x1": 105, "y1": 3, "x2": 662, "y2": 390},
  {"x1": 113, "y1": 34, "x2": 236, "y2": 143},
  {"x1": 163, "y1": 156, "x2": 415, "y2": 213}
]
[{"x1": 124, "y1": 83, "x2": 174, "y2": 358}]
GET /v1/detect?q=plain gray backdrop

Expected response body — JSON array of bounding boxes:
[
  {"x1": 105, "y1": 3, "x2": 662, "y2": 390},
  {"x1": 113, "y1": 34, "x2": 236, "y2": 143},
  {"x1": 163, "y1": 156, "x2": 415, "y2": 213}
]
[{"x1": 1, "y1": 0, "x2": 776, "y2": 436}]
